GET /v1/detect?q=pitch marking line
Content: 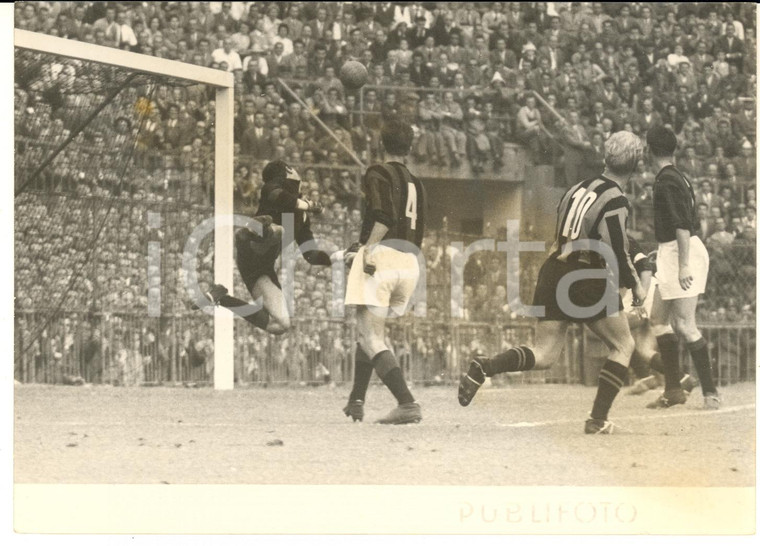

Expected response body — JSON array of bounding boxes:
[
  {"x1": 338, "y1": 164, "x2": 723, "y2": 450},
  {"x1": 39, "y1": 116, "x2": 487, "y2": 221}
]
[
  {"x1": 17, "y1": 406, "x2": 756, "y2": 429},
  {"x1": 498, "y1": 403, "x2": 755, "y2": 428}
]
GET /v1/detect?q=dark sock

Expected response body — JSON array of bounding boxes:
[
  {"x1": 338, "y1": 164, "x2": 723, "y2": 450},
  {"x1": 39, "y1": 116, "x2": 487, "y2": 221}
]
[
  {"x1": 218, "y1": 295, "x2": 270, "y2": 330},
  {"x1": 373, "y1": 350, "x2": 414, "y2": 405},
  {"x1": 648, "y1": 353, "x2": 664, "y2": 375},
  {"x1": 591, "y1": 360, "x2": 629, "y2": 421},
  {"x1": 349, "y1": 344, "x2": 373, "y2": 402},
  {"x1": 629, "y1": 352, "x2": 651, "y2": 379},
  {"x1": 656, "y1": 333, "x2": 682, "y2": 391},
  {"x1": 687, "y1": 338, "x2": 717, "y2": 395},
  {"x1": 483, "y1": 346, "x2": 536, "y2": 376}
]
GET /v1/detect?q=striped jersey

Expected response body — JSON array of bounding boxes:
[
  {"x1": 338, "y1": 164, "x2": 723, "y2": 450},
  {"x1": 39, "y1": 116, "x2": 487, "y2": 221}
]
[
  {"x1": 549, "y1": 175, "x2": 638, "y2": 289},
  {"x1": 360, "y1": 161, "x2": 426, "y2": 249}
]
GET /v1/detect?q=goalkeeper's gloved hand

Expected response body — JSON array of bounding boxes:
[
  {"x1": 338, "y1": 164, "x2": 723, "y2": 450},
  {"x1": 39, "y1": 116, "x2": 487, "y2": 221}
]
[
  {"x1": 344, "y1": 242, "x2": 360, "y2": 269},
  {"x1": 330, "y1": 242, "x2": 361, "y2": 268},
  {"x1": 303, "y1": 199, "x2": 323, "y2": 214}
]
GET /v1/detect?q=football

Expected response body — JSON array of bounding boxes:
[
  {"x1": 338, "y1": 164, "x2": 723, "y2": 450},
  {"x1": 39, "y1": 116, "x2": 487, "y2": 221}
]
[{"x1": 339, "y1": 60, "x2": 369, "y2": 89}]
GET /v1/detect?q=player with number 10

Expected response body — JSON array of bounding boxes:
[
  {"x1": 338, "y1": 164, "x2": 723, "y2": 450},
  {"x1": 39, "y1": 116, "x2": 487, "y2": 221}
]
[{"x1": 458, "y1": 131, "x2": 647, "y2": 434}]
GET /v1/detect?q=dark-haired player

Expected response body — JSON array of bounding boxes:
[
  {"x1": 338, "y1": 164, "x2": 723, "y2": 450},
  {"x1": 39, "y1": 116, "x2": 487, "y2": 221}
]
[
  {"x1": 342, "y1": 118, "x2": 426, "y2": 424},
  {"x1": 458, "y1": 131, "x2": 647, "y2": 434},
  {"x1": 204, "y1": 160, "x2": 331, "y2": 335},
  {"x1": 644, "y1": 126, "x2": 719, "y2": 409},
  {"x1": 623, "y1": 242, "x2": 699, "y2": 396}
]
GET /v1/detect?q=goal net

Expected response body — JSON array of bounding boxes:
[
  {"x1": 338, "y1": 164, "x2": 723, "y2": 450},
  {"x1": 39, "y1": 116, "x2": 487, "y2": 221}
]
[{"x1": 14, "y1": 30, "x2": 235, "y2": 388}]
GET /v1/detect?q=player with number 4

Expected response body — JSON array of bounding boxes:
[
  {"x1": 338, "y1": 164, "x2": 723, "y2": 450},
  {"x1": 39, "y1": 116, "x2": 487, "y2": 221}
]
[
  {"x1": 342, "y1": 118, "x2": 427, "y2": 424},
  {"x1": 458, "y1": 131, "x2": 647, "y2": 434}
]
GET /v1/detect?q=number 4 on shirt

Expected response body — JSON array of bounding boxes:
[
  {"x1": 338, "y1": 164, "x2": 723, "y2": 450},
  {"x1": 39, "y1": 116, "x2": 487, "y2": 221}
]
[{"x1": 405, "y1": 182, "x2": 418, "y2": 230}]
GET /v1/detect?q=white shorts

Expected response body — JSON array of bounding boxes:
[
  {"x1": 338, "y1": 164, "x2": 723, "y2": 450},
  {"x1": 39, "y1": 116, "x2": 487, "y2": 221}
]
[
  {"x1": 344, "y1": 245, "x2": 420, "y2": 316},
  {"x1": 655, "y1": 236, "x2": 709, "y2": 300}
]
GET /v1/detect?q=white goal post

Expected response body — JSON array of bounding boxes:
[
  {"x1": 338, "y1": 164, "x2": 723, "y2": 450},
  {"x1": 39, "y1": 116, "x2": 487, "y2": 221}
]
[{"x1": 14, "y1": 29, "x2": 237, "y2": 390}]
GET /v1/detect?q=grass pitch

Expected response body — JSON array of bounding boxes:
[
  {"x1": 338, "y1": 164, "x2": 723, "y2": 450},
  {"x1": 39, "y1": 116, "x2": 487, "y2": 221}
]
[{"x1": 14, "y1": 381, "x2": 755, "y2": 486}]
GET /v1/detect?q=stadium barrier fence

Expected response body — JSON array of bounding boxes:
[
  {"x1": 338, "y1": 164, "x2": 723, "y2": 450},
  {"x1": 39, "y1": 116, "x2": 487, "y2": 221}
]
[{"x1": 15, "y1": 311, "x2": 754, "y2": 388}]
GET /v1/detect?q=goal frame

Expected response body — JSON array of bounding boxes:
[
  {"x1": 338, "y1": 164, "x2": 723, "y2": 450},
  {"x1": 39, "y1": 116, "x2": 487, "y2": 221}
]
[{"x1": 14, "y1": 29, "x2": 236, "y2": 390}]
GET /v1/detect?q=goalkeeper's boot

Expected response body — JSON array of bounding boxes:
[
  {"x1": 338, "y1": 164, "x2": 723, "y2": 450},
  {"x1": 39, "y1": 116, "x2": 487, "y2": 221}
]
[
  {"x1": 627, "y1": 374, "x2": 660, "y2": 395},
  {"x1": 343, "y1": 399, "x2": 364, "y2": 422},
  {"x1": 458, "y1": 356, "x2": 487, "y2": 407},
  {"x1": 646, "y1": 388, "x2": 688, "y2": 409},
  {"x1": 376, "y1": 402, "x2": 422, "y2": 425},
  {"x1": 584, "y1": 418, "x2": 617, "y2": 434},
  {"x1": 191, "y1": 283, "x2": 228, "y2": 310},
  {"x1": 205, "y1": 283, "x2": 229, "y2": 305},
  {"x1": 680, "y1": 374, "x2": 700, "y2": 393}
]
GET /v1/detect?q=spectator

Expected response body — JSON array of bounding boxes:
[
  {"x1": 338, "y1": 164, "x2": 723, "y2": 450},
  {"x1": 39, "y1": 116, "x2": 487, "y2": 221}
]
[
  {"x1": 211, "y1": 38, "x2": 243, "y2": 71},
  {"x1": 560, "y1": 110, "x2": 591, "y2": 186},
  {"x1": 515, "y1": 94, "x2": 547, "y2": 163},
  {"x1": 707, "y1": 216, "x2": 735, "y2": 248}
]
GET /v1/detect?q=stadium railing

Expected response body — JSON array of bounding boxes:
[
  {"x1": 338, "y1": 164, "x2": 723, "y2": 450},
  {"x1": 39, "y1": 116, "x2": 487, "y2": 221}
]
[{"x1": 15, "y1": 310, "x2": 754, "y2": 388}]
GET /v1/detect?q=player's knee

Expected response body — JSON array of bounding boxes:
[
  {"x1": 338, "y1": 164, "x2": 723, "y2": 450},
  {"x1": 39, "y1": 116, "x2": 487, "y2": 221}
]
[
  {"x1": 671, "y1": 316, "x2": 696, "y2": 338},
  {"x1": 357, "y1": 332, "x2": 386, "y2": 359},
  {"x1": 651, "y1": 323, "x2": 673, "y2": 337},
  {"x1": 267, "y1": 316, "x2": 291, "y2": 335},
  {"x1": 613, "y1": 333, "x2": 636, "y2": 360},
  {"x1": 270, "y1": 224, "x2": 284, "y2": 239}
]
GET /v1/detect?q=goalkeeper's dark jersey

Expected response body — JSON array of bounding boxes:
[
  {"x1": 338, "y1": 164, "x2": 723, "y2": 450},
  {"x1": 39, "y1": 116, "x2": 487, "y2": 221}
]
[
  {"x1": 359, "y1": 161, "x2": 426, "y2": 249},
  {"x1": 256, "y1": 177, "x2": 312, "y2": 240},
  {"x1": 549, "y1": 175, "x2": 638, "y2": 290},
  {"x1": 236, "y1": 177, "x2": 330, "y2": 279}
]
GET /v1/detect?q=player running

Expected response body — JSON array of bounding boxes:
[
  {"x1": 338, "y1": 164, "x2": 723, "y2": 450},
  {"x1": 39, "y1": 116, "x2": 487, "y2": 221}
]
[
  {"x1": 458, "y1": 131, "x2": 647, "y2": 434},
  {"x1": 644, "y1": 126, "x2": 720, "y2": 410},
  {"x1": 342, "y1": 118, "x2": 426, "y2": 425},
  {"x1": 203, "y1": 160, "x2": 331, "y2": 335}
]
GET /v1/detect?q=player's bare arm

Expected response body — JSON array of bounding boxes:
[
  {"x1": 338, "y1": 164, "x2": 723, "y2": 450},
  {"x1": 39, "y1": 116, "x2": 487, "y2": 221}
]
[
  {"x1": 362, "y1": 221, "x2": 389, "y2": 275},
  {"x1": 675, "y1": 228, "x2": 692, "y2": 291}
]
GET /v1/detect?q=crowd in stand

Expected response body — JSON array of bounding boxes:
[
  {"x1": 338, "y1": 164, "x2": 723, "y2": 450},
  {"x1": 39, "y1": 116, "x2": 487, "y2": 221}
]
[{"x1": 13, "y1": 2, "x2": 757, "y2": 384}]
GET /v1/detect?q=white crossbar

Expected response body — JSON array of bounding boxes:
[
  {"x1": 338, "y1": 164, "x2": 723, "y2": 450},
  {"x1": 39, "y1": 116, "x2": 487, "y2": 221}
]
[{"x1": 14, "y1": 28, "x2": 233, "y2": 89}]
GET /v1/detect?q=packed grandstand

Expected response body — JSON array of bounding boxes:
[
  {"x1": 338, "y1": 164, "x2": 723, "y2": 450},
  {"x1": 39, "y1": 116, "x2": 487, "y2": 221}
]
[{"x1": 13, "y1": 2, "x2": 757, "y2": 385}]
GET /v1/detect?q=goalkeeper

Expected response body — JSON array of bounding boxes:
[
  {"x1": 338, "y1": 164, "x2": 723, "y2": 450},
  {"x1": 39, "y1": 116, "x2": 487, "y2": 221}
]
[{"x1": 203, "y1": 160, "x2": 331, "y2": 335}]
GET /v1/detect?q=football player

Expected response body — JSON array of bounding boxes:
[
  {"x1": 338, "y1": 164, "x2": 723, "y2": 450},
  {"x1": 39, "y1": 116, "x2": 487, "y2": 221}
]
[
  {"x1": 203, "y1": 160, "x2": 331, "y2": 335},
  {"x1": 645, "y1": 126, "x2": 719, "y2": 409},
  {"x1": 458, "y1": 131, "x2": 647, "y2": 434},
  {"x1": 624, "y1": 242, "x2": 699, "y2": 396},
  {"x1": 342, "y1": 118, "x2": 427, "y2": 424}
]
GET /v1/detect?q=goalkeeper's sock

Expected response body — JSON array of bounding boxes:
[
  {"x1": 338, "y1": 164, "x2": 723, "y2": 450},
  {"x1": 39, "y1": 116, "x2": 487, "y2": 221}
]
[
  {"x1": 373, "y1": 350, "x2": 414, "y2": 405},
  {"x1": 218, "y1": 295, "x2": 270, "y2": 330},
  {"x1": 349, "y1": 344, "x2": 373, "y2": 402},
  {"x1": 482, "y1": 346, "x2": 535, "y2": 376}
]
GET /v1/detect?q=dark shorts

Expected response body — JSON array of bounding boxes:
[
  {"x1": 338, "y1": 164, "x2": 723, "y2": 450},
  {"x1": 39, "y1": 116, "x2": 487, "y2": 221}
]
[
  {"x1": 236, "y1": 232, "x2": 281, "y2": 293},
  {"x1": 531, "y1": 258, "x2": 623, "y2": 323}
]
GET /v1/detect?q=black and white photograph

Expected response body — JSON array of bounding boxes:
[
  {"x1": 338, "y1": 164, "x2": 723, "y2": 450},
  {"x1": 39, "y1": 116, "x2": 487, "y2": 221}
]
[{"x1": 8, "y1": 1, "x2": 757, "y2": 535}]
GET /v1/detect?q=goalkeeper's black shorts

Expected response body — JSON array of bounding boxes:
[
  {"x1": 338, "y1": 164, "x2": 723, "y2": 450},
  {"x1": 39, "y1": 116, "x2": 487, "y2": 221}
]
[{"x1": 235, "y1": 232, "x2": 281, "y2": 292}]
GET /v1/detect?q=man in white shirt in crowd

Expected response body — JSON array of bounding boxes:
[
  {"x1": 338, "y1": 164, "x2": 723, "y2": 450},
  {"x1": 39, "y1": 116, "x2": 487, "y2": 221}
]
[{"x1": 212, "y1": 38, "x2": 243, "y2": 71}]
